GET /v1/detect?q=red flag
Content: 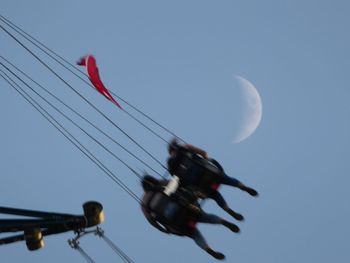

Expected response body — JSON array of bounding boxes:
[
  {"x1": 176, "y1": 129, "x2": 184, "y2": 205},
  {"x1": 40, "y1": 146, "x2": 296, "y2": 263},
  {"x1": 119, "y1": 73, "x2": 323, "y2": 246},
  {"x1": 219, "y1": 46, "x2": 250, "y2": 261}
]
[{"x1": 77, "y1": 55, "x2": 122, "y2": 109}]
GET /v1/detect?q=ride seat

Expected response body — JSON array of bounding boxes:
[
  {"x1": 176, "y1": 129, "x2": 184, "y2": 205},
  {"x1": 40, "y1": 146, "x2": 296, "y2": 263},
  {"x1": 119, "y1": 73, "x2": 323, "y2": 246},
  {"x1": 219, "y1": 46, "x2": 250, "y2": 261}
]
[{"x1": 148, "y1": 192, "x2": 198, "y2": 229}]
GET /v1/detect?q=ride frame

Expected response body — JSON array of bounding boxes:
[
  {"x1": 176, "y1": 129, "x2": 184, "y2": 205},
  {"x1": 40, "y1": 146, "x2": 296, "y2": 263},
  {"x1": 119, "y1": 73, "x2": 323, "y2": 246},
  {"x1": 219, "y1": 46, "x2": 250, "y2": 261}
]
[{"x1": 0, "y1": 201, "x2": 104, "y2": 250}]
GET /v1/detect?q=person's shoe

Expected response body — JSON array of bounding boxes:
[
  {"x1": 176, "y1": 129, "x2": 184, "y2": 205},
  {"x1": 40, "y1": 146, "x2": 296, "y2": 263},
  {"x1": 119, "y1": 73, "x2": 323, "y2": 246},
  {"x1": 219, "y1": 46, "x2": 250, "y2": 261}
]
[
  {"x1": 222, "y1": 220, "x2": 240, "y2": 233},
  {"x1": 227, "y1": 209, "x2": 244, "y2": 221},
  {"x1": 206, "y1": 247, "x2": 225, "y2": 260},
  {"x1": 240, "y1": 185, "x2": 259, "y2": 197}
]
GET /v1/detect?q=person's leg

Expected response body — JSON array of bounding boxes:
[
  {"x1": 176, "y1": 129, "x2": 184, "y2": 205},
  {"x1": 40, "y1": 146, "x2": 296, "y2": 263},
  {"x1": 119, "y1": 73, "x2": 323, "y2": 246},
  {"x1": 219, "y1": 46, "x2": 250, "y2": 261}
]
[
  {"x1": 219, "y1": 174, "x2": 259, "y2": 197},
  {"x1": 198, "y1": 211, "x2": 240, "y2": 233},
  {"x1": 207, "y1": 190, "x2": 244, "y2": 221},
  {"x1": 219, "y1": 174, "x2": 240, "y2": 187},
  {"x1": 189, "y1": 228, "x2": 225, "y2": 260},
  {"x1": 239, "y1": 184, "x2": 258, "y2": 196},
  {"x1": 207, "y1": 189, "x2": 227, "y2": 208}
]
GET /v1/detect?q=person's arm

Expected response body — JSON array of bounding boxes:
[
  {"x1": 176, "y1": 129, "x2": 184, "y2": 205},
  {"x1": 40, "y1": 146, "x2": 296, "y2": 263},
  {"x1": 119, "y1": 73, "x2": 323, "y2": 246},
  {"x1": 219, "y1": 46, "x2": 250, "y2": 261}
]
[{"x1": 184, "y1": 144, "x2": 209, "y2": 159}]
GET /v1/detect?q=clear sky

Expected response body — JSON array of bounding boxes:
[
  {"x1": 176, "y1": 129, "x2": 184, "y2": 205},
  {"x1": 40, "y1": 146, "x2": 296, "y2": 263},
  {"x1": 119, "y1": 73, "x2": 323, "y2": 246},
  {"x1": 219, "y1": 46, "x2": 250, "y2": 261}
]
[{"x1": 1, "y1": 1, "x2": 349, "y2": 262}]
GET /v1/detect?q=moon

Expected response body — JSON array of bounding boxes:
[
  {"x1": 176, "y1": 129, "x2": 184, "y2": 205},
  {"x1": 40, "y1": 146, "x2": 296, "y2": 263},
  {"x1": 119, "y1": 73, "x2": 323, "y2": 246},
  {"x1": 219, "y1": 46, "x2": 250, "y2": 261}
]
[{"x1": 232, "y1": 76, "x2": 263, "y2": 143}]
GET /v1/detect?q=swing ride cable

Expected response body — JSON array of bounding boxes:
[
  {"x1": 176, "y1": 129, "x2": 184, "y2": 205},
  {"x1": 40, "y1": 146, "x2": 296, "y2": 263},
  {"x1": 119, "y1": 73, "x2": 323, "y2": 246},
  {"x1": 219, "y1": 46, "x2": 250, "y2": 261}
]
[
  {"x1": 0, "y1": 56, "x2": 164, "y2": 178},
  {"x1": 98, "y1": 232, "x2": 135, "y2": 263},
  {"x1": 69, "y1": 228, "x2": 135, "y2": 263},
  {"x1": 68, "y1": 232, "x2": 97, "y2": 263},
  {"x1": 103, "y1": 236, "x2": 134, "y2": 263},
  {"x1": 75, "y1": 246, "x2": 96, "y2": 263},
  {"x1": 0, "y1": 22, "x2": 167, "y2": 172},
  {"x1": 0, "y1": 70, "x2": 141, "y2": 204},
  {"x1": 2, "y1": 71, "x2": 141, "y2": 261},
  {"x1": 0, "y1": 61, "x2": 146, "y2": 181},
  {"x1": 0, "y1": 14, "x2": 186, "y2": 144},
  {"x1": 1, "y1": 17, "x2": 145, "y2": 263}
]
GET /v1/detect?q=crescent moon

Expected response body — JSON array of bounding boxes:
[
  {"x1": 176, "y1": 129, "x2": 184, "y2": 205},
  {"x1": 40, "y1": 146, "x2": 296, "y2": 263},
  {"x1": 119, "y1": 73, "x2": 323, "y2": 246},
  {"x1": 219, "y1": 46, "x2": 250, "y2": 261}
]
[{"x1": 232, "y1": 76, "x2": 263, "y2": 143}]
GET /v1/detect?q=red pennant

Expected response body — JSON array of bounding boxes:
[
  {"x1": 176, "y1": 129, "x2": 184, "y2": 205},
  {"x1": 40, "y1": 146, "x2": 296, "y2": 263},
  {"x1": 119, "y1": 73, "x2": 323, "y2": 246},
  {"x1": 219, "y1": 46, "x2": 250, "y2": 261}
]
[{"x1": 77, "y1": 55, "x2": 122, "y2": 109}]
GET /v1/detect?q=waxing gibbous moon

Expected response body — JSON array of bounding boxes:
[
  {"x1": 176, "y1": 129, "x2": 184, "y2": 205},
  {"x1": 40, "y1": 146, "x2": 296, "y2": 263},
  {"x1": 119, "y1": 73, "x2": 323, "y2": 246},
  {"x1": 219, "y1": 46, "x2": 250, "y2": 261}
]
[{"x1": 232, "y1": 76, "x2": 263, "y2": 144}]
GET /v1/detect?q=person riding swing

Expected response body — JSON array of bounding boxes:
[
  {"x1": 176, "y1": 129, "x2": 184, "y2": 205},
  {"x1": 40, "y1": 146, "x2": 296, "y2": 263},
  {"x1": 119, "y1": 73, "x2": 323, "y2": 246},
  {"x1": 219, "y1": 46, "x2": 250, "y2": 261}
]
[
  {"x1": 167, "y1": 138, "x2": 258, "y2": 221},
  {"x1": 141, "y1": 175, "x2": 240, "y2": 260}
]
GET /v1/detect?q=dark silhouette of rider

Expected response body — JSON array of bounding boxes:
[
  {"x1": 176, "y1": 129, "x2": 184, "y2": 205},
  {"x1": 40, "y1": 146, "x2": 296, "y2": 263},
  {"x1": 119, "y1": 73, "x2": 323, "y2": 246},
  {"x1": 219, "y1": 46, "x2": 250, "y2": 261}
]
[
  {"x1": 167, "y1": 138, "x2": 258, "y2": 220},
  {"x1": 141, "y1": 175, "x2": 239, "y2": 260}
]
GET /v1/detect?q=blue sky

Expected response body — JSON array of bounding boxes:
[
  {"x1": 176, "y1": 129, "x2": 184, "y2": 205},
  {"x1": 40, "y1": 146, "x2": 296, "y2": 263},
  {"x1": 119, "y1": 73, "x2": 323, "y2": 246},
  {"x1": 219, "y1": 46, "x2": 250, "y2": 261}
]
[{"x1": 1, "y1": 1, "x2": 349, "y2": 262}]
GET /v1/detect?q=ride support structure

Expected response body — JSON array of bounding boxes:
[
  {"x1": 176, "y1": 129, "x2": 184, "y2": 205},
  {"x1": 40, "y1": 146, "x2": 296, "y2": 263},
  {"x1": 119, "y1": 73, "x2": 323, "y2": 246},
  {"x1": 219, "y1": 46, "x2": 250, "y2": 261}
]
[{"x1": 0, "y1": 201, "x2": 104, "y2": 251}]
